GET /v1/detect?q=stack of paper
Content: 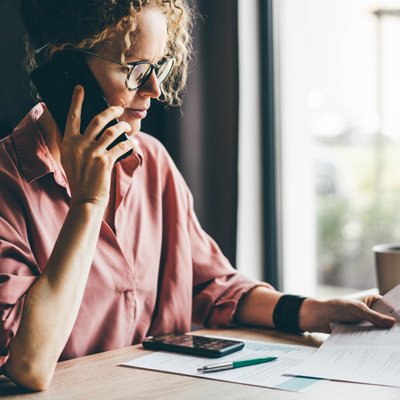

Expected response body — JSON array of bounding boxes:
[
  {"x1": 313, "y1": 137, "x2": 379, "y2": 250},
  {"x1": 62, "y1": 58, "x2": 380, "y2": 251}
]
[{"x1": 286, "y1": 283, "x2": 400, "y2": 387}]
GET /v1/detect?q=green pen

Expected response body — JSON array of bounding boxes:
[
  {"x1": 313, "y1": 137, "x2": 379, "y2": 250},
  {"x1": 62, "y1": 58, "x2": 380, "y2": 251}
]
[{"x1": 197, "y1": 357, "x2": 277, "y2": 373}]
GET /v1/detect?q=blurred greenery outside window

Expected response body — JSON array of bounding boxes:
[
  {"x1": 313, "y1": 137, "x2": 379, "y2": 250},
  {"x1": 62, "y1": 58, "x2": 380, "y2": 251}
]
[{"x1": 278, "y1": 0, "x2": 400, "y2": 294}]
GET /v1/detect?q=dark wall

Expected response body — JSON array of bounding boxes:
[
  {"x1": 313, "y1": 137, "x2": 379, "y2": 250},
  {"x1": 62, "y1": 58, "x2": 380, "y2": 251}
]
[{"x1": 0, "y1": 0, "x2": 35, "y2": 135}]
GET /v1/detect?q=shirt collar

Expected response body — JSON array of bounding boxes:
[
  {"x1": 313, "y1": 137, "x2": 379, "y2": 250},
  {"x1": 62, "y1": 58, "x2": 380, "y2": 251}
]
[
  {"x1": 12, "y1": 103, "x2": 59, "y2": 184},
  {"x1": 12, "y1": 103, "x2": 144, "y2": 188}
]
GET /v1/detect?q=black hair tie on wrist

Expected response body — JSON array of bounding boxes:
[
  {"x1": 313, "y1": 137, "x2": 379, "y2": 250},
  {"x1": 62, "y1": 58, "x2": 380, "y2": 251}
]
[{"x1": 272, "y1": 294, "x2": 307, "y2": 333}]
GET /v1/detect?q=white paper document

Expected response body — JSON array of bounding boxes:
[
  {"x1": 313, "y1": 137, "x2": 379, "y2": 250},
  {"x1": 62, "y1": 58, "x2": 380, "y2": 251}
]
[
  {"x1": 121, "y1": 337, "x2": 325, "y2": 392},
  {"x1": 371, "y1": 283, "x2": 400, "y2": 322},
  {"x1": 287, "y1": 284, "x2": 400, "y2": 387}
]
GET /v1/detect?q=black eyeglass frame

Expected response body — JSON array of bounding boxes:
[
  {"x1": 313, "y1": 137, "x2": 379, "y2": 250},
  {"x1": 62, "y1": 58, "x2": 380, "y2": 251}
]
[{"x1": 79, "y1": 49, "x2": 175, "y2": 91}]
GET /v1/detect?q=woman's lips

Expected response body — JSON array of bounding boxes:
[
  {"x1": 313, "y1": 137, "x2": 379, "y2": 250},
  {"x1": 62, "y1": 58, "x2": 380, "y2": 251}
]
[{"x1": 125, "y1": 108, "x2": 148, "y2": 119}]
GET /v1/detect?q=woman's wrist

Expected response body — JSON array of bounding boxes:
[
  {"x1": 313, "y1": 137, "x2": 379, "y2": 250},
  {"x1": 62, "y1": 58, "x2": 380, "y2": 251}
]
[
  {"x1": 69, "y1": 199, "x2": 107, "y2": 214},
  {"x1": 298, "y1": 297, "x2": 327, "y2": 332},
  {"x1": 272, "y1": 294, "x2": 307, "y2": 333}
]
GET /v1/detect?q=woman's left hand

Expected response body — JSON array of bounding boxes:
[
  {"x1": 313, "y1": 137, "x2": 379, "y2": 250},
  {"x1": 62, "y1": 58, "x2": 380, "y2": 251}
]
[{"x1": 299, "y1": 296, "x2": 396, "y2": 333}]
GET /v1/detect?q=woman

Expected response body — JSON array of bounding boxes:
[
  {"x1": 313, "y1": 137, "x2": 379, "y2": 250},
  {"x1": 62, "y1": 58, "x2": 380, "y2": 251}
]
[{"x1": 0, "y1": 0, "x2": 394, "y2": 391}]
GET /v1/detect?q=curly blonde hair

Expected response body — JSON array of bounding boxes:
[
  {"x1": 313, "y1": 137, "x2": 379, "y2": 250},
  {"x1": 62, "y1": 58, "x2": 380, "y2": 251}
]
[{"x1": 20, "y1": 0, "x2": 194, "y2": 106}]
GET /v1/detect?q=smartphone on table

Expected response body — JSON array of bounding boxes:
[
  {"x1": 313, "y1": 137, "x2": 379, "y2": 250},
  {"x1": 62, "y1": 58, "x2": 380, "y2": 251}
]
[
  {"x1": 30, "y1": 50, "x2": 132, "y2": 162},
  {"x1": 142, "y1": 333, "x2": 245, "y2": 358}
]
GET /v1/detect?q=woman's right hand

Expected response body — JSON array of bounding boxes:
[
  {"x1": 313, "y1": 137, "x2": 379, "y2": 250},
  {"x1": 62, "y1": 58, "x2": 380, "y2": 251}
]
[{"x1": 61, "y1": 85, "x2": 134, "y2": 209}]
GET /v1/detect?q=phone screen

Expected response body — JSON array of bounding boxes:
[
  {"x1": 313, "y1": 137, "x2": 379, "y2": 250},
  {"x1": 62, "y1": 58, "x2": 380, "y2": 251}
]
[
  {"x1": 142, "y1": 334, "x2": 245, "y2": 358},
  {"x1": 30, "y1": 50, "x2": 132, "y2": 161}
]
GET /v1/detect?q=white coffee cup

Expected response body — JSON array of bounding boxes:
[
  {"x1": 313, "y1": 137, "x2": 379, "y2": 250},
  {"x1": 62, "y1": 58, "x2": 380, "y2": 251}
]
[{"x1": 373, "y1": 243, "x2": 400, "y2": 294}]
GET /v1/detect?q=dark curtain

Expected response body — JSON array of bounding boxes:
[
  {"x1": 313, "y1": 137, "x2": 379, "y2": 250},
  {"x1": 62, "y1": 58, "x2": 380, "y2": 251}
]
[
  {"x1": 143, "y1": 0, "x2": 239, "y2": 266},
  {"x1": 0, "y1": 0, "x2": 240, "y2": 267}
]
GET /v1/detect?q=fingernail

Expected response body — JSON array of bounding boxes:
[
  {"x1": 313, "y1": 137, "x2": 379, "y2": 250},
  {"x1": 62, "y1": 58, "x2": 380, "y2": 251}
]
[{"x1": 123, "y1": 122, "x2": 132, "y2": 131}]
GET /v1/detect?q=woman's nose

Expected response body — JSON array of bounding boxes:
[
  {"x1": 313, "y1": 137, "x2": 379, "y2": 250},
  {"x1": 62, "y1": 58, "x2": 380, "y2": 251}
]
[{"x1": 139, "y1": 71, "x2": 162, "y2": 98}]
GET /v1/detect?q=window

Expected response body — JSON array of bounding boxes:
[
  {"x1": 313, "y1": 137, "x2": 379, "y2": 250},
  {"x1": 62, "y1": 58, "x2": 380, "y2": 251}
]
[
  {"x1": 277, "y1": 0, "x2": 400, "y2": 296},
  {"x1": 236, "y1": 0, "x2": 264, "y2": 280}
]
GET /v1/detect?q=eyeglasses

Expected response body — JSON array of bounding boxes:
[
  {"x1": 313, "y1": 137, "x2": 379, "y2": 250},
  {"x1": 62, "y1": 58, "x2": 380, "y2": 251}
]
[{"x1": 79, "y1": 49, "x2": 175, "y2": 91}]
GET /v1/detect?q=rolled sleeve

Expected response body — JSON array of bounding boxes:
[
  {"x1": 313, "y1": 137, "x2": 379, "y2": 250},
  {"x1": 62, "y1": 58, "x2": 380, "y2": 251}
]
[
  {"x1": 0, "y1": 284, "x2": 31, "y2": 367},
  {"x1": 193, "y1": 274, "x2": 271, "y2": 327},
  {"x1": 0, "y1": 218, "x2": 38, "y2": 367},
  {"x1": 188, "y1": 192, "x2": 274, "y2": 327},
  {"x1": 0, "y1": 272, "x2": 37, "y2": 367}
]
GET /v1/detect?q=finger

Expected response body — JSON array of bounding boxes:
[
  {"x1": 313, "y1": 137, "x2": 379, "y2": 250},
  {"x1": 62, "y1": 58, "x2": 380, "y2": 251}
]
[
  {"x1": 106, "y1": 137, "x2": 135, "y2": 161},
  {"x1": 362, "y1": 294, "x2": 382, "y2": 308},
  {"x1": 82, "y1": 106, "x2": 125, "y2": 143},
  {"x1": 65, "y1": 85, "x2": 84, "y2": 137},
  {"x1": 94, "y1": 122, "x2": 131, "y2": 149},
  {"x1": 130, "y1": 137, "x2": 140, "y2": 152},
  {"x1": 360, "y1": 307, "x2": 395, "y2": 328}
]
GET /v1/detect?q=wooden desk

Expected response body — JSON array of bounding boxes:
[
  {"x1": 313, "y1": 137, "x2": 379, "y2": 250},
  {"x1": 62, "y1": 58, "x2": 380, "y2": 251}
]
[{"x1": 1, "y1": 328, "x2": 398, "y2": 399}]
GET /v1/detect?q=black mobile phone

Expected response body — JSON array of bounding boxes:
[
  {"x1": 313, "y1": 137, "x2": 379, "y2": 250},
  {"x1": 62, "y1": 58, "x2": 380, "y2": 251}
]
[
  {"x1": 142, "y1": 334, "x2": 245, "y2": 358},
  {"x1": 30, "y1": 50, "x2": 132, "y2": 161}
]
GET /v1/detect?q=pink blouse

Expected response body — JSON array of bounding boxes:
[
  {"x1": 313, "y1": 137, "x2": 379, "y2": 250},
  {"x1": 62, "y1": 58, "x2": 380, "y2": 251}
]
[{"x1": 0, "y1": 104, "x2": 271, "y2": 366}]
